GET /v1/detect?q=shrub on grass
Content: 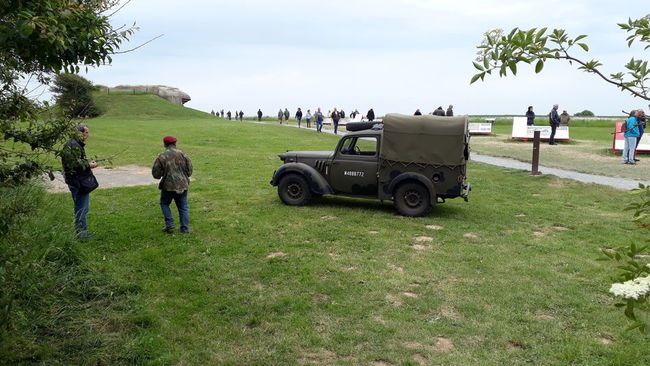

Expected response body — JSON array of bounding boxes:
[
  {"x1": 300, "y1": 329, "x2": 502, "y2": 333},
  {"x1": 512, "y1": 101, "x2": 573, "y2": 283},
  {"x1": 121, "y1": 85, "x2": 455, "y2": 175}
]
[
  {"x1": 50, "y1": 73, "x2": 102, "y2": 118},
  {"x1": 0, "y1": 183, "x2": 155, "y2": 364},
  {"x1": 604, "y1": 184, "x2": 650, "y2": 334}
]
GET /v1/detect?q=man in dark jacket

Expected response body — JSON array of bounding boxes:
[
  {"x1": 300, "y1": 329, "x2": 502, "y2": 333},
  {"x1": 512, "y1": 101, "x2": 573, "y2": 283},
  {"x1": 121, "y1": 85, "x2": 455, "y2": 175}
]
[
  {"x1": 549, "y1": 104, "x2": 560, "y2": 145},
  {"x1": 295, "y1": 108, "x2": 303, "y2": 128},
  {"x1": 331, "y1": 109, "x2": 341, "y2": 134},
  {"x1": 61, "y1": 123, "x2": 98, "y2": 238},
  {"x1": 152, "y1": 136, "x2": 193, "y2": 233},
  {"x1": 433, "y1": 106, "x2": 445, "y2": 116},
  {"x1": 366, "y1": 108, "x2": 375, "y2": 121},
  {"x1": 257, "y1": 109, "x2": 263, "y2": 121}
]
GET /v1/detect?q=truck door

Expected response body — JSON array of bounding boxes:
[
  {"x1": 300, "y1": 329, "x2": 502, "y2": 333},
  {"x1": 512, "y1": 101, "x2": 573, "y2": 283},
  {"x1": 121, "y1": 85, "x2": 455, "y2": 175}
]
[{"x1": 329, "y1": 136, "x2": 379, "y2": 195}]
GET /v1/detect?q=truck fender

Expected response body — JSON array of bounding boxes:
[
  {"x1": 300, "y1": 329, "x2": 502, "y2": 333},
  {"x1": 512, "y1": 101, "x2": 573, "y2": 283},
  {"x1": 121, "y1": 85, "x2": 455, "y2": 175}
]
[
  {"x1": 270, "y1": 163, "x2": 334, "y2": 195},
  {"x1": 386, "y1": 172, "x2": 437, "y2": 205}
]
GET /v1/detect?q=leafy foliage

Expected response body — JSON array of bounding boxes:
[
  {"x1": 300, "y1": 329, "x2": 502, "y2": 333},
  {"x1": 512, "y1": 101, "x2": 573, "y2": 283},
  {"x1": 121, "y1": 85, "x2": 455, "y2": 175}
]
[
  {"x1": 51, "y1": 73, "x2": 102, "y2": 118},
  {"x1": 0, "y1": 0, "x2": 135, "y2": 187},
  {"x1": 471, "y1": 15, "x2": 650, "y2": 103},
  {"x1": 602, "y1": 184, "x2": 650, "y2": 334},
  {"x1": 574, "y1": 110, "x2": 595, "y2": 117}
]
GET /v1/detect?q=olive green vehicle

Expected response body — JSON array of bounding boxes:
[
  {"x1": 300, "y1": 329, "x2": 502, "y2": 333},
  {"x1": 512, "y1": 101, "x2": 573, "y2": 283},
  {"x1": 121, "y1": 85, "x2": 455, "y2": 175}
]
[{"x1": 270, "y1": 113, "x2": 471, "y2": 217}]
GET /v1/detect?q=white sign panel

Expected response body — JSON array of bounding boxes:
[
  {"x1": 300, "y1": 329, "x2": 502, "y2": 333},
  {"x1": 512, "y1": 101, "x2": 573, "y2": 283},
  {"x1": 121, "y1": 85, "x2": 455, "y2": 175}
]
[
  {"x1": 511, "y1": 117, "x2": 570, "y2": 141},
  {"x1": 469, "y1": 122, "x2": 493, "y2": 135}
]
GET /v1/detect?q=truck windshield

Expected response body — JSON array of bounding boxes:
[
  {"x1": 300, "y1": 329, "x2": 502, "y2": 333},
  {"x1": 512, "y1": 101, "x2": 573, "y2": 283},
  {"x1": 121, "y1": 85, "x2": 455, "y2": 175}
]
[{"x1": 340, "y1": 137, "x2": 377, "y2": 156}]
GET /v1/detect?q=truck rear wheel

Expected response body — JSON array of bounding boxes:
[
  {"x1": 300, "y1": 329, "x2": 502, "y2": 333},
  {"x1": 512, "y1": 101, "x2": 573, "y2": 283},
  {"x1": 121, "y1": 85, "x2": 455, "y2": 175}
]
[
  {"x1": 394, "y1": 182, "x2": 432, "y2": 217},
  {"x1": 278, "y1": 173, "x2": 312, "y2": 206}
]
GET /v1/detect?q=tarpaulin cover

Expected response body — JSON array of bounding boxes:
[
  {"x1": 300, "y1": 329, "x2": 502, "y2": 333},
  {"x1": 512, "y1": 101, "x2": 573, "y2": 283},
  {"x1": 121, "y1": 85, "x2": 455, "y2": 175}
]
[{"x1": 379, "y1": 113, "x2": 468, "y2": 166}]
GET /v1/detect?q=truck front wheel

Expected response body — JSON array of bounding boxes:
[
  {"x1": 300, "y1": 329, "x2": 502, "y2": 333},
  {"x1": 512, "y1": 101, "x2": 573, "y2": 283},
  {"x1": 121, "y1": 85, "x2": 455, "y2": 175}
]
[
  {"x1": 278, "y1": 173, "x2": 312, "y2": 206},
  {"x1": 394, "y1": 182, "x2": 432, "y2": 217}
]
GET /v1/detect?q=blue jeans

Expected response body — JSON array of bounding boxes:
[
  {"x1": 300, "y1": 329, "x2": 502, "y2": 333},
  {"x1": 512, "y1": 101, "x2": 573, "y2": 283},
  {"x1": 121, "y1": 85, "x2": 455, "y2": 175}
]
[
  {"x1": 69, "y1": 185, "x2": 90, "y2": 232},
  {"x1": 623, "y1": 136, "x2": 638, "y2": 163},
  {"x1": 306, "y1": 118, "x2": 311, "y2": 128},
  {"x1": 160, "y1": 190, "x2": 190, "y2": 232},
  {"x1": 317, "y1": 121, "x2": 323, "y2": 132},
  {"x1": 297, "y1": 118, "x2": 302, "y2": 127}
]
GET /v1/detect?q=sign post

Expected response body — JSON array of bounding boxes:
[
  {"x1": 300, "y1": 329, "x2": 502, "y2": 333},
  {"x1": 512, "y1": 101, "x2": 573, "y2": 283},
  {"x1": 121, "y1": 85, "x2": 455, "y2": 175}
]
[{"x1": 532, "y1": 131, "x2": 541, "y2": 175}]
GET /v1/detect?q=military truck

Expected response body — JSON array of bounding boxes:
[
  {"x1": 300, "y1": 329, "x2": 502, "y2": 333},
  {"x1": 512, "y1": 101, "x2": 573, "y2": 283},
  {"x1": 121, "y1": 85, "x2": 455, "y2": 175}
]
[{"x1": 270, "y1": 113, "x2": 470, "y2": 216}]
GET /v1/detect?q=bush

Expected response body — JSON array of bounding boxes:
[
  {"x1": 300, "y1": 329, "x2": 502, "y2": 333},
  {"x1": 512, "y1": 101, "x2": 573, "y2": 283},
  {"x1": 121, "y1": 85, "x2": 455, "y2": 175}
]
[
  {"x1": 50, "y1": 73, "x2": 102, "y2": 118},
  {"x1": 0, "y1": 183, "x2": 152, "y2": 364},
  {"x1": 574, "y1": 110, "x2": 595, "y2": 117}
]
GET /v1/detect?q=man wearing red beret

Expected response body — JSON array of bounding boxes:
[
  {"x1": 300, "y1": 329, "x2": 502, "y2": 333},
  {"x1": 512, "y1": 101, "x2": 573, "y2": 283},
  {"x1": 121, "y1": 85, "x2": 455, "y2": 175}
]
[{"x1": 152, "y1": 136, "x2": 193, "y2": 233}]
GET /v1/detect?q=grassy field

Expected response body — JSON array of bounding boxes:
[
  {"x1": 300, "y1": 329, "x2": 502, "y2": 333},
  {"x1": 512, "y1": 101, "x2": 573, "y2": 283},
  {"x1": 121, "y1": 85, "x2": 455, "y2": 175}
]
[{"x1": 8, "y1": 94, "x2": 650, "y2": 365}]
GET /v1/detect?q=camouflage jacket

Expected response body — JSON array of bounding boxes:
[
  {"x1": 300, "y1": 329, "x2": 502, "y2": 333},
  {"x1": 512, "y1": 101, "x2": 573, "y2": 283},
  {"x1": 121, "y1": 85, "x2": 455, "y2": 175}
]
[
  {"x1": 152, "y1": 146, "x2": 193, "y2": 192},
  {"x1": 61, "y1": 138, "x2": 90, "y2": 185}
]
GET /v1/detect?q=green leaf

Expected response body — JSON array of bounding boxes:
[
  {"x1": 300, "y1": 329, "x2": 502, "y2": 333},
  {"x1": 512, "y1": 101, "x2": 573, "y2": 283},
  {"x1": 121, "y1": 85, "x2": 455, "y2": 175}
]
[
  {"x1": 508, "y1": 62, "x2": 517, "y2": 75},
  {"x1": 578, "y1": 43, "x2": 589, "y2": 52},
  {"x1": 473, "y1": 62, "x2": 484, "y2": 71},
  {"x1": 535, "y1": 60, "x2": 544, "y2": 73},
  {"x1": 470, "y1": 73, "x2": 484, "y2": 84}
]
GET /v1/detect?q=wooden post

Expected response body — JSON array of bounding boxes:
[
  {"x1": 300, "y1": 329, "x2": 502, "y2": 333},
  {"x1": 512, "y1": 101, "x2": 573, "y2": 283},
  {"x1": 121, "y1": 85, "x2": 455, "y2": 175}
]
[{"x1": 532, "y1": 130, "x2": 541, "y2": 175}]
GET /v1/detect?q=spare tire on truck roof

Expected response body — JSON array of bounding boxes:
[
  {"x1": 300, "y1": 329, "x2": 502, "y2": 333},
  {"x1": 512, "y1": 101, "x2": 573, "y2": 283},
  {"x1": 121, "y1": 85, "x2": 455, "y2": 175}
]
[{"x1": 345, "y1": 121, "x2": 381, "y2": 132}]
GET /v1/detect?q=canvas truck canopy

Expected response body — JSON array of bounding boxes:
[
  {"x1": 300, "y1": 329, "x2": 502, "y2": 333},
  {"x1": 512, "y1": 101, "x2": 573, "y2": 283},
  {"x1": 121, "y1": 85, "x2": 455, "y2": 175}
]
[{"x1": 379, "y1": 113, "x2": 469, "y2": 166}]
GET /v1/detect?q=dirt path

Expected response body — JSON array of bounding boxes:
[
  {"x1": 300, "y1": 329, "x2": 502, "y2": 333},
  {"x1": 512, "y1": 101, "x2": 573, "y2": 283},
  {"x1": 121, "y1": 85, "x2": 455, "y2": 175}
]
[{"x1": 47, "y1": 165, "x2": 158, "y2": 193}]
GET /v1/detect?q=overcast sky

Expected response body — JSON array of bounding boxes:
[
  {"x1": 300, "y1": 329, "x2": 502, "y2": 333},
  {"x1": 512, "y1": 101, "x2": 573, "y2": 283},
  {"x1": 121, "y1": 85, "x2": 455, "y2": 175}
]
[{"x1": 84, "y1": 0, "x2": 647, "y2": 116}]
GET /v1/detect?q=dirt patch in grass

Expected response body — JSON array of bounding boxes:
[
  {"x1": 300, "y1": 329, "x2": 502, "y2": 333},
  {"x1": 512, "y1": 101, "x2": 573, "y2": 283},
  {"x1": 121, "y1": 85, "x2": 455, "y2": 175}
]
[
  {"x1": 426, "y1": 224, "x2": 444, "y2": 230},
  {"x1": 412, "y1": 353, "x2": 428, "y2": 365},
  {"x1": 411, "y1": 244, "x2": 431, "y2": 250},
  {"x1": 371, "y1": 361, "x2": 395, "y2": 366},
  {"x1": 434, "y1": 305, "x2": 463, "y2": 320},
  {"x1": 386, "y1": 295, "x2": 403, "y2": 306},
  {"x1": 507, "y1": 341, "x2": 525, "y2": 350},
  {"x1": 401, "y1": 292, "x2": 418, "y2": 298},
  {"x1": 46, "y1": 165, "x2": 159, "y2": 193},
  {"x1": 266, "y1": 252, "x2": 286, "y2": 259},
  {"x1": 388, "y1": 264, "x2": 404, "y2": 273},
  {"x1": 402, "y1": 338, "x2": 454, "y2": 353},
  {"x1": 368, "y1": 230, "x2": 379, "y2": 234},
  {"x1": 515, "y1": 213, "x2": 526, "y2": 217},
  {"x1": 463, "y1": 232, "x2": 479, "y2": 238},
  {"x1": 311, "y1": 294, "x2": 330, "y2": 303},
  {"x1": 299, "y1": 349, "x2": 336, "y2": 364},
  {"x1": 320, "y1": 215, "x2": 337, "y2": 220},
  {"x1": 535, "y1": 314, "x2": 557, "y2": 321},
  {"x1": 414, "y1": 236, "x2": 433, "y2": 242}
]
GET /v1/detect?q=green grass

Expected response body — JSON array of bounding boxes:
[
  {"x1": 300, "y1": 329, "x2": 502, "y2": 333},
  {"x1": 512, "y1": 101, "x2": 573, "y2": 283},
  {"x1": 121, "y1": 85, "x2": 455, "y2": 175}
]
[{"x1": 9, "y1": 93, "x2": 650, "y2": 365}]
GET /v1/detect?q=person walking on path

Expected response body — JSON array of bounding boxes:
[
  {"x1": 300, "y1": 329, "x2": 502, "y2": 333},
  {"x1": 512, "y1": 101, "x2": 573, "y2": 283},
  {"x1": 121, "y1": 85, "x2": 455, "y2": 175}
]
[
  {"x1": 152, "y1": 136, "x2": 193, "y2": 233},
  {"x1": 446, "y1": 105, "x2": 454, "y2": 116},
  {"x1": 239, "y1": 110, "x2": 244, "y2": 121},
  {"x1": 305, "y1": 109, "x2": 312, "y2": 128},
  {"x1": 220, "y1": 110, "x2": 224, "y2": 118},
  {"x1": 526, "y1": 106, "x2": 535, "y2": 126},
  {"x1": 548, "y1": 104, "x2": 560, "y2": 145},
  {"x1": 331, "y1": 108, "x2": 341, "y2": 134},
  {"x1": 366, "y1": 108, "x2": 375, "y2": 121},
  {"x1": 283, "y1": 108, "x2": 290, "y2": 123},
  {"x1": 414, "y1": 109, "x2": 422, "y2": 116},
  {"x1": 315, "y1": 108, "x2": 324, "y2": 132},
  {"x1": 257, "y1": 109, "x2": 263, "y2": 121},
  {"x1": 278, "y1": 109, "x2": 283, "y2": 123},
  {"x1": 295, "y1": 108, "x2": 303, "y2": 128},
  {"x1": 61, "y1": 123, "x2": 98, "y2": 239},
  {"x1": 226, "y1": 111, "x2": 232, "y2": 120}
]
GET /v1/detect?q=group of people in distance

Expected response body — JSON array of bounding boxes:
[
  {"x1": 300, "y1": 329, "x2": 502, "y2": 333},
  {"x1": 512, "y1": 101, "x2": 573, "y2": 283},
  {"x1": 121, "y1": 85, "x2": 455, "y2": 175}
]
[
  {"x1": 413, "y1": 105, "x2": 454, "y2": 116},
  {"x1": 526, "y1": 104, "x2": 571, "y2": 145},
  {"x1": 210, "y1": 109, "x2": 244, "y2": 121},
  {"x1": 268, "y1": 107, "x2": 375, "y2": 134}
]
